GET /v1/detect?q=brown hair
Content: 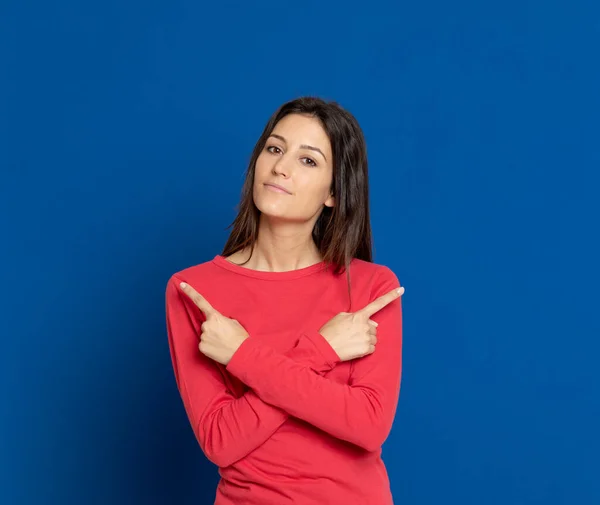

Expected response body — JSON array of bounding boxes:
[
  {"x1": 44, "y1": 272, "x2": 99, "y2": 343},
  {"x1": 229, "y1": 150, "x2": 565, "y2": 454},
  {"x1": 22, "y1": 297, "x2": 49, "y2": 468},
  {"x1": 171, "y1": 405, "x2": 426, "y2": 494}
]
[{"x1": 221, "y1": 96, "x2": 373, "y2": 301}]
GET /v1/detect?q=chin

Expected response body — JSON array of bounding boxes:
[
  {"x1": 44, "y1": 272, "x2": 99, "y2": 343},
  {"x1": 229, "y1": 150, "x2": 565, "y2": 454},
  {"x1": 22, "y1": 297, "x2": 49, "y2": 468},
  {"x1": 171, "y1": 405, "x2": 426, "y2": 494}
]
[
  {"x1": 253, "y1": 188, "x2": 285, "y2": 215},
  {"x1": 255, "y1": 200, "x2": 288, "y2": 219}
]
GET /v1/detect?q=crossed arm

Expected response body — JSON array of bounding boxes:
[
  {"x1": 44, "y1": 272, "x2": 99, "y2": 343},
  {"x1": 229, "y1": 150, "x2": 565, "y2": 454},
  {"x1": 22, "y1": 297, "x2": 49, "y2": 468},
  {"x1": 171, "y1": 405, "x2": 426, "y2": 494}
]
[{"x1": 165, "y1": 268, "x2": 402, "y2": 468}]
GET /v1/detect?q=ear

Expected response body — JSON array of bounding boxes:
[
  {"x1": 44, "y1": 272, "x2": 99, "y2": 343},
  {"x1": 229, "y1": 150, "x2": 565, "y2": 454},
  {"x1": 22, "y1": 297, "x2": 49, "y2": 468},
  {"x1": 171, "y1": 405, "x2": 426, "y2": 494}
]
[{"x1": 324, "y1": 194, "x2": 335, "y2": 208}]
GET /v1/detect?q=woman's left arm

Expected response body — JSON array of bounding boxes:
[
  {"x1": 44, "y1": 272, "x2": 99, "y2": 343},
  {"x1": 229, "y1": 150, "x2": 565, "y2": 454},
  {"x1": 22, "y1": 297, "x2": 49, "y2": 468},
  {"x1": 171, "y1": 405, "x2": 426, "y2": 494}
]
[{"x1": 225, "y1": 267, "x2": 403, "y2": 452}]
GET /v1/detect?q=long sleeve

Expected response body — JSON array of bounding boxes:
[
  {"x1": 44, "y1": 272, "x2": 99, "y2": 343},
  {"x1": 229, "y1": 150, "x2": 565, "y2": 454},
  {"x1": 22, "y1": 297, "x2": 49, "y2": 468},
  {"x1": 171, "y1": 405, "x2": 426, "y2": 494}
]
[
  {"x1": 225, "y1": 267, "x2": 402, "y2": 452},
  {"x1": 165, "y1": 276, "x2": 340, "y2": 468}
]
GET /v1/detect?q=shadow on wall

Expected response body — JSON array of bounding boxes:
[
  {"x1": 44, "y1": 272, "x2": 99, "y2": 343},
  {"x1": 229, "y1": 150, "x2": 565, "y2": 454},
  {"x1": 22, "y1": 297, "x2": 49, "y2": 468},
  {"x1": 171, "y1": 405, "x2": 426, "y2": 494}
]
[
  {"x1": 66, "y1": 300, "x2": 220, "y2": 504},
  {"x1": 65, "y1": 236, "x2": 223, "y2": 504}
]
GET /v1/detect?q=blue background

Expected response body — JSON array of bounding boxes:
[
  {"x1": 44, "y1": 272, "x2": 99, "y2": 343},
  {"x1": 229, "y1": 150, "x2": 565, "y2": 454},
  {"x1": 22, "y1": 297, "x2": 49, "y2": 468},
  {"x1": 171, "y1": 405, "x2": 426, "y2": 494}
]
[{"x1": 1, "y1": 1, "x2": 598, "y2": 504}]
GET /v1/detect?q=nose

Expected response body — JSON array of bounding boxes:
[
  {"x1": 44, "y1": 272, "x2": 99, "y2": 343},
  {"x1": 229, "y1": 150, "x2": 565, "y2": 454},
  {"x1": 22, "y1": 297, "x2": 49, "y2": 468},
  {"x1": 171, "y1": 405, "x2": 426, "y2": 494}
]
[{"x1": 271, "y1": 155, "x2": 290, "y2": 178}]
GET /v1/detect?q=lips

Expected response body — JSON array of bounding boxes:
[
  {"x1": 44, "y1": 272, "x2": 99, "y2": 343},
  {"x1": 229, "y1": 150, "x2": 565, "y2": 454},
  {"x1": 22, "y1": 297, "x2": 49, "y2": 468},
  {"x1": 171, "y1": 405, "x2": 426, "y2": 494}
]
[{"x1": 264, "y1": 183, "x2": 292, "y2": 195}]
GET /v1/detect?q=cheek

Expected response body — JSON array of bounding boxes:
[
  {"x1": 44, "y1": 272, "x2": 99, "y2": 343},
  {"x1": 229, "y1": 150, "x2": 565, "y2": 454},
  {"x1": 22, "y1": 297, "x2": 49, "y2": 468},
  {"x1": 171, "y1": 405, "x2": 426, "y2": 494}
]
[
  {"x1": 252, "y1": 156, "x2": 268, "y2": 192},
  {"x1": 295, "y1": 177, "x2": 331, "y2": 209},
  {"x1": 254, "y1": 154, "x2": 268, "y2": 179}
]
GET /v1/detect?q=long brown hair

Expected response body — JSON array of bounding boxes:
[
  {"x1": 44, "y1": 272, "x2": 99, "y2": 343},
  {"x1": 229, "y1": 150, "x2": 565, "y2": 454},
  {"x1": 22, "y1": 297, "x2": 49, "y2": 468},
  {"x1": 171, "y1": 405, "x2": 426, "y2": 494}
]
[{"x1": 221, "y1": 96, "x2": 373, "y2": 295}]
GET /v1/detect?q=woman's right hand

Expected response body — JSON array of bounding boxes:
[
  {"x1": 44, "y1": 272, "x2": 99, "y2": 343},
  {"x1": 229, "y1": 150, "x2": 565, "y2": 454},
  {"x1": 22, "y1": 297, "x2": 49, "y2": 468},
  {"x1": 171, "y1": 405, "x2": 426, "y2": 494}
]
[{"x1": 318, "y1": 286, "x2": 405, "y2": 361}]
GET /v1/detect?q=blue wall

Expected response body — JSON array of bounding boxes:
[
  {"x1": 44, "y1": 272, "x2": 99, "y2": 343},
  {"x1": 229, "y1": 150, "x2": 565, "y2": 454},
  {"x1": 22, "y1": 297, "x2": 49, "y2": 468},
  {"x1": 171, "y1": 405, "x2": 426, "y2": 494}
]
[{"x1": 1, "y1": 1, "x2": 598, "y2": 504}]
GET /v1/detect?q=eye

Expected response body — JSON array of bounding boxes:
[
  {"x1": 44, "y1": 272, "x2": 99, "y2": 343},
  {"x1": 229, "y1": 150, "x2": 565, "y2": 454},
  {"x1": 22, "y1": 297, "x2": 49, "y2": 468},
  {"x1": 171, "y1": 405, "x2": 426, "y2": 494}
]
[
  {"x1": 301, "y1": 157, "x2": 317, "y2": 167},
  {"x1": 266, "y1": 145, "x2": 282, "y2": 154}
]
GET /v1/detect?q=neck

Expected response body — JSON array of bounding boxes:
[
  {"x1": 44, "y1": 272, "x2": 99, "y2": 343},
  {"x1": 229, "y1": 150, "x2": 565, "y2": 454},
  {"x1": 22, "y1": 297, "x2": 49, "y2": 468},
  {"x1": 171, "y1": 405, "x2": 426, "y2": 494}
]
[{"x1": 239, "y1": 216, "x2": 323, "y2": 272}]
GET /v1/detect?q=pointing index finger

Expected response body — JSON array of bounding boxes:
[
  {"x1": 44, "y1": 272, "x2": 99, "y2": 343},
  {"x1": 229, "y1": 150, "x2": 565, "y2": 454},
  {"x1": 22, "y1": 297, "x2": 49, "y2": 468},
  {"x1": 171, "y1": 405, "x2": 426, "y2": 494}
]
[
  {"x1": 358, "y1": 287, "x2": 404, "y2": 318},
  {"x1": 179, "y1": 282, "x2": 216, "y2": 316}
]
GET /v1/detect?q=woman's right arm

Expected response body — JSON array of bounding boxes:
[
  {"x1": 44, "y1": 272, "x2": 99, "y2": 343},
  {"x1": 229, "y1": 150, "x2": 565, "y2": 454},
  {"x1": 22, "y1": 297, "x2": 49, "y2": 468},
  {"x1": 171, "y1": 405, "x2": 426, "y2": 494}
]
[{"x1": 165, "y1": 276, "x2": 337, "y2": 468}]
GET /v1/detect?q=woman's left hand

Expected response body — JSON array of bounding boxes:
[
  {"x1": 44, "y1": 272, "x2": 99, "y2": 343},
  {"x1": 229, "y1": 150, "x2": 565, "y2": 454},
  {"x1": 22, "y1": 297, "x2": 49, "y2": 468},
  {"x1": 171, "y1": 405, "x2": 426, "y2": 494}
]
[{"x1": 178, "y1": 281, "x2": 249, "y2": 366}]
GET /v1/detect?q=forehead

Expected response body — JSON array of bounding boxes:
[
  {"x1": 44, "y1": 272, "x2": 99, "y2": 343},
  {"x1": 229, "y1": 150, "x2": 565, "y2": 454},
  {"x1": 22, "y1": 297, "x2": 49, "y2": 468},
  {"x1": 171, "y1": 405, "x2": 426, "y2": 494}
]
[{"x1": 272, "y1": 114, "x2": 332, "y2": 156}]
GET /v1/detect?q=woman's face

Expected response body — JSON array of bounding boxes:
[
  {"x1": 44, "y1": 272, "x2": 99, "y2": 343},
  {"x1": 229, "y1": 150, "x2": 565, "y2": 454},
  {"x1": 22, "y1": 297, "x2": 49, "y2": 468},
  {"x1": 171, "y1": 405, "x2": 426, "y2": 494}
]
[{"x1": 253, "y1": 113, "x2": 335, "y2": 223}]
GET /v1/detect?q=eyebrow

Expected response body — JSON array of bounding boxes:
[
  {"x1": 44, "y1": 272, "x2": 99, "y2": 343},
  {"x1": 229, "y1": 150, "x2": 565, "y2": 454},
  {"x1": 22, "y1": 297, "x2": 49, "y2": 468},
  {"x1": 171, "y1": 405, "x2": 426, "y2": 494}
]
[{"x1": 269, "y1": 134, "x2": 328, "y2": 162}]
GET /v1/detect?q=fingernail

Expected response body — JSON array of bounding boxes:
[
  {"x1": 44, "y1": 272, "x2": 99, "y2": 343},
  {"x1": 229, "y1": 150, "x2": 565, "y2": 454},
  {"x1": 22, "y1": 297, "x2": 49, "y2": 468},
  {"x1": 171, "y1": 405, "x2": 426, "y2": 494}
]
[
  {"x1": 180, "y1": 282, "x2": 187, "y2": 288},
  {"x1": 396, "y1": 287, "x2": 404, "y2": 294}
]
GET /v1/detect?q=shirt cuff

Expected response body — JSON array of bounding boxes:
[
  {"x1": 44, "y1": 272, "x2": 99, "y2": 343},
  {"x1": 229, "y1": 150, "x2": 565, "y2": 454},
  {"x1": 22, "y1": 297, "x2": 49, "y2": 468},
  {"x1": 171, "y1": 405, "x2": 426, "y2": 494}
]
[
  {"x1": 302, "y1": 330, "x2": 341, "y2": 369},
  {"x1": 226, "y1": 337, "x2": 260, "y2": 381}
]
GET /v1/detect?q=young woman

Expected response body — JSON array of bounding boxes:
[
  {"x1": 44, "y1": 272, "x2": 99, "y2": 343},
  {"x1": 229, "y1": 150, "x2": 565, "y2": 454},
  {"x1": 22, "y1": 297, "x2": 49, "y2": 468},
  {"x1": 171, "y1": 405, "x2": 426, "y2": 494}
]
[{"x1": 165, "y1": 96, "x2": 405, "y2": 504}]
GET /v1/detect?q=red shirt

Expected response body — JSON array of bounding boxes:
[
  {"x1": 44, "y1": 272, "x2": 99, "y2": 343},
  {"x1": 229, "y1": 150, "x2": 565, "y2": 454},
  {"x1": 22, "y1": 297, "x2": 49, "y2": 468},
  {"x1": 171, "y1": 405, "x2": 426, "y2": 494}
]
[{"x1": 165, "y1": 254, "x2": 403, "y2": 505}]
